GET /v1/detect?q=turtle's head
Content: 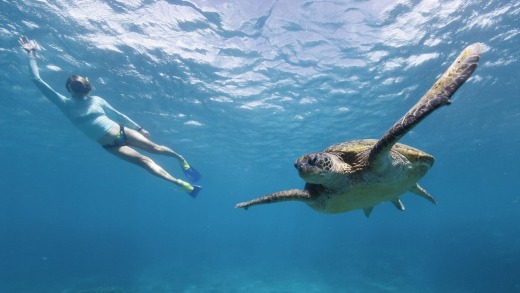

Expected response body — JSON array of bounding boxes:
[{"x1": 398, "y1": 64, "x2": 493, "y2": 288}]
[{"x1": 294, "y1": 152, "x2": 345, "y2": 185}]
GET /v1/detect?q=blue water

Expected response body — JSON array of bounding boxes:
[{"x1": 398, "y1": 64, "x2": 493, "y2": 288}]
[{"x1": 1, "y1": 0, "x2": 520, "y2": 292}]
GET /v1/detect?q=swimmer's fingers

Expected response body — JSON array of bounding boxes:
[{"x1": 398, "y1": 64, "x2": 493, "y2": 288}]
[
  {"x1": 138, "y1": 128, "x2": 150, "y2": 138},
  {"x1": 18, "y1": 36, "x2": 28, "y2": 46},
  {"x1": 18, "y1": 36, "x2": 40, "y2": 53}
]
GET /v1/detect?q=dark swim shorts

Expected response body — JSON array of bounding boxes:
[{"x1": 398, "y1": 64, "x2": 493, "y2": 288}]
[{"x1": 103, "y1": 124, "x2": 127, "y2": 148}]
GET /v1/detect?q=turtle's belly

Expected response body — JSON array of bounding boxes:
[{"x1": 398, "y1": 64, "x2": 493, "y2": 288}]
[
  {"x1": 308, "y1": 167, "x2": 428, "y2": 214},
  {"x1": 310, "y1": 185, "x2": 408, "y2": 214}
]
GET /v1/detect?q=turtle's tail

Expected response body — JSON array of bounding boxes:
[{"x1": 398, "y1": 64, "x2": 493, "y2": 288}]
[{"x1": 235, "y1": 189, "x2": 312, "y2": 210}]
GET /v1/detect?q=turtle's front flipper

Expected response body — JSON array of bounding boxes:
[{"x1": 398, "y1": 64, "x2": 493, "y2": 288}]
[
  {"x1": 369, "y1": 43, "x2": 483, "y2": 166},
  {"x1": 235, "y1": 189, "x2": 312, "y2": 210}
]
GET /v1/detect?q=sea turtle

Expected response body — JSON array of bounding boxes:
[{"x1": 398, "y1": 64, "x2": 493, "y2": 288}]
[{"x1": 235, "y1": 43, "x2": 483, "y2": 217}]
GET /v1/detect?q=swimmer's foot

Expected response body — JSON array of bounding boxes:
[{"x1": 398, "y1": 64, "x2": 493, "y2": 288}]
[
  {"x1": 189, "y1": 185, "x2": 202, "y2": 198},
  {"x1": 179, "y1": 181, "x2": 202, "y2": 198},
  {"x1": 180, "y1": 160, "x2": 201, "y2": 182}
]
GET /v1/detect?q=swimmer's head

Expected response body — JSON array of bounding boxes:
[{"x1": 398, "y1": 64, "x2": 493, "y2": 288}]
[{"x1": 66, "y1": 75, "x2": 92, "y2": 95}]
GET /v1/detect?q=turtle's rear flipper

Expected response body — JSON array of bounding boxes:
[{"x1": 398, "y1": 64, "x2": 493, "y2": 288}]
[
  {"x1": 410, "y1": 184, "x2": 437, "y2": 205},
  {"x1": 391, "y1": 198, "x2": 406, "y2": 211},
  {"x1": 235, "y1": 189, "x2": 312, "y2": 210}
]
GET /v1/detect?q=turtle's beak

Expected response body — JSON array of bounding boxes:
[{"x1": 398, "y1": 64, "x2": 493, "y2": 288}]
[
  {"x1": 295, "y1": 153, "x2": 323, "y2": 175},
  {"x1": 295, "y1": 153, "x2": 334, "y2": 184}
]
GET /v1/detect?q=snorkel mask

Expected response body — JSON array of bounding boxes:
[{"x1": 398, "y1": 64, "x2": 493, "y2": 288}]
[{"x1": 66, "y1": 75, "x2": 92, "y2": 94}]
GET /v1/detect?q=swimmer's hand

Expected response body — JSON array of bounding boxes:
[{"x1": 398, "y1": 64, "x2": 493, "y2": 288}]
[
  {"x1": 19, "y1": 36, "x2": 40, "y2": 55},
  {"x1": 137, "y1": 127, "x2": 150, "y2": 138}
]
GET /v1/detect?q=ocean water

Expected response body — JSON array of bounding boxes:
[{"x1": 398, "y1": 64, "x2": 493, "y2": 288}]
[{"x1": 1, "y1": 0, "x2": 519, "y2": 292}]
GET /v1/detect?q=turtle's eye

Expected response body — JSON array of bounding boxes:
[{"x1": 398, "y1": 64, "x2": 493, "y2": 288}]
[
  {"x1": 294, "y1": 153, "x2": 325, "y2": 172},
  {"x1": 309, "y1": 154, "x2": 318, "y2": 166}
]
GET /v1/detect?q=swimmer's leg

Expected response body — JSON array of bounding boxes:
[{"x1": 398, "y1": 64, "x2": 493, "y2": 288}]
[
  {"x1": 125, "y1": 128, "x2": 201, "y2": 182},
  {"x1": 106, "y1": 145, "x2": 201, "y2": 198}
]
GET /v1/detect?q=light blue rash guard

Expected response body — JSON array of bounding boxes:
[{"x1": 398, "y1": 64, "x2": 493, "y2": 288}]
[{"x1": 28, "y1": 56, "x2": 141, "y2": 141}]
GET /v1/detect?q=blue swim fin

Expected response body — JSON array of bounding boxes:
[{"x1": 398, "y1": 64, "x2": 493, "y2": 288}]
[
  {"x1": 182, "y1": 165, "x2": 201, "y2": 182},
  {"x1": 189, "y1": 185, "x2": 202, "y2": 198}
]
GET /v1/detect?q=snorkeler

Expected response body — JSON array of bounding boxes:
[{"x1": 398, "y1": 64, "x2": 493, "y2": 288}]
[{"x1": 19, "y1": 36, "x2": 202, "y2": 198}]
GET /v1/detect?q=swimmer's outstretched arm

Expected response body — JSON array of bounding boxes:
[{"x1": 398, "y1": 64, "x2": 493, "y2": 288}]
[
  {"x1": 19, "y1": 36, "x2": 67, "y2": 108},
  {"x1": 99, "y1": 97, "x2": 140, "y2": 129}
]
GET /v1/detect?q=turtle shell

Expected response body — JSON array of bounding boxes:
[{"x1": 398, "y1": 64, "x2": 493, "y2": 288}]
[{"x1": 325, "y1": 139, "x2": 434, "y2": 166}]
